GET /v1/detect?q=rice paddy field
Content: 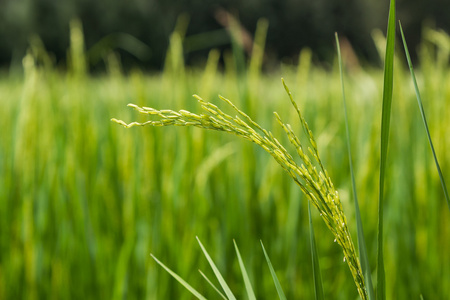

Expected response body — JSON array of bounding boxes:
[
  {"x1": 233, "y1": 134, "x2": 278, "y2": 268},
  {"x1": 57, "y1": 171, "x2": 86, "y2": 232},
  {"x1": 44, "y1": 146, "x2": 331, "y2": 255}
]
[{"x1": 0, "y1": 24, "x2": 449, "y2": 299}]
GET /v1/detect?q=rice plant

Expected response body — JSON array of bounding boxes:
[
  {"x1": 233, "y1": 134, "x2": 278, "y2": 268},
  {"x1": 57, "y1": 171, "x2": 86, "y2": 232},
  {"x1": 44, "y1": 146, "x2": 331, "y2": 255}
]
[{"x1": 112, "y1": 80, "x2": 368, "y2": 298}]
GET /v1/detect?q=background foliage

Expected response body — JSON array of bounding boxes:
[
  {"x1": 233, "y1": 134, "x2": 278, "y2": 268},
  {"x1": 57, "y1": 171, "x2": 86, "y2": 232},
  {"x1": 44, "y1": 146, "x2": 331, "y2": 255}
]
[
  {"x1": 0, "y1": 20, "x2": 449, "y2": 298},
  {"x1": 1, "y1": 0, "x2": 450, "y2": 70}
]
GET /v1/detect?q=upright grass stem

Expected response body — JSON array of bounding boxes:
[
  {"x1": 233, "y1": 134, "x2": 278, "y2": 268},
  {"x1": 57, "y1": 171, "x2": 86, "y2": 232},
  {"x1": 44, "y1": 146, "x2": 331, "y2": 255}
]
[
  {"x1": 336, "y1": 32, "x2": 375, "y2": 300},
  {"x1": 399, "y1": 22, "x2": 450, "y2": 211},
  {"x1": 377, "y1": 1, "x2": 396, "y2": 299}
]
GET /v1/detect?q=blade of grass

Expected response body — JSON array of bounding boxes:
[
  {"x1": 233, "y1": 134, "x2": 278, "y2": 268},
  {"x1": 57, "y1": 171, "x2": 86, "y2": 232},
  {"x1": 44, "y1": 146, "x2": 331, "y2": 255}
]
[
  {"x1": 377, "y1": 1, "x2": 396, "y2": 299},
  {"x1": 198, "y1": 270, "x2": 228, "y2": 300},
  {"x1": 196, "y1": 236, "x2": 236, "y2": 300},
  {"x1": 308, "y1": 202, "x2": 324, "y2": 300},
  {"x1": 150, "y1": 254, "x2": 208, "y2": 300},
  {"x1": 335, "y1": 32, "x2": 375, "y2": 300},
  {"x1": 233, "y1": 240, "x2": 257, "y2": 300},
  {"x1": 399, "y1": 21, "x2": 450, "y2": 211},
  {"x1": 260, "y1": 241, "x2": 287, "y2": 300}
]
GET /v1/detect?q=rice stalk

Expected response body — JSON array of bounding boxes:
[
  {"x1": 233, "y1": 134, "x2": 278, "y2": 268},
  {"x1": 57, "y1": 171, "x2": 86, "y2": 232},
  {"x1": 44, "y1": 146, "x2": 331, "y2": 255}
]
[{"x1": 112, "y1": 80, "x2": 368, "y2": 299}]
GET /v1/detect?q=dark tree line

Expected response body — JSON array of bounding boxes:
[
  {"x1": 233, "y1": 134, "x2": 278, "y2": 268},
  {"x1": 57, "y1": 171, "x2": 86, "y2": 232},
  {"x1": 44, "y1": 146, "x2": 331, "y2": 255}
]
[{"x1": 0, "y1": 0, "x2": 448, "y2": 71}]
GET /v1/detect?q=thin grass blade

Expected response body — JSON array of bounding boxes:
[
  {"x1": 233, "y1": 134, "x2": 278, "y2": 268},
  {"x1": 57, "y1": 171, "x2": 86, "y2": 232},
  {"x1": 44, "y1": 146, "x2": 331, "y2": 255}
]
[
  {"x1": 335, "y1": 32, "x2": 375, "y2": 300},
  {"x1": 377, "y1": 1, "x2": 396, "y2": 299},
  {"x1": 233, "y1": 240, "x2": 257, "y2": 300},
  {"x1": 199, "y1": 270, "x2": 228, "y2": 300},
  {"x1": 308, "y1": 202, "x2": 324, "y2": 300},
  {"x1": 196, "y1": 236, "x2": 236, "y2": 300},
  {"x1": 150, "y1": 254, "x2": 208, "y2": 300},
  {"x1": 399, "y1": 22, "x2": 450, "y2": 211},
  {"x1": 260, "y1": 241, "x2": 287, "y2": 300}
]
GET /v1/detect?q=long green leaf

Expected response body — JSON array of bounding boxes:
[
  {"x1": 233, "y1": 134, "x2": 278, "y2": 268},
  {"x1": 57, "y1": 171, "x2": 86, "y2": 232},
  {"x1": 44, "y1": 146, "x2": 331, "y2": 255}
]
[
  {"x1": 335, "y1": 32, "x2": 375, "y2": 300},
  {"x1": 377, "y1": 1, "x2": 396, "y2": 299},
  {"x1": 198, "y1": 270, "x2": 228, "y2": 300},
  {"x1": 399, "y1": 22, "x2": 450, "y2": 211},
  {"x1": 233, "y1": 240, "x2": 257, "y2": 300},
  {"x1": 308, "y1": 202, "x2": 324, "y2": 300},
  {"x1": 260, "y1": 241, "x2": 287, "y2": 300},
  {"x1": 196, "y1": 237, "x2": 236, "y2": 300},
  {"x1": 150, "y1": 254, "x2": 208, "y2": 300}
]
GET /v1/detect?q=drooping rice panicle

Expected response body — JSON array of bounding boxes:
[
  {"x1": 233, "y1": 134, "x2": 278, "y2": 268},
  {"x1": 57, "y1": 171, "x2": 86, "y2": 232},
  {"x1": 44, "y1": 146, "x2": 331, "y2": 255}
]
[{"x1": 112, "y1": 83, "x2": 368, "y2": 299}]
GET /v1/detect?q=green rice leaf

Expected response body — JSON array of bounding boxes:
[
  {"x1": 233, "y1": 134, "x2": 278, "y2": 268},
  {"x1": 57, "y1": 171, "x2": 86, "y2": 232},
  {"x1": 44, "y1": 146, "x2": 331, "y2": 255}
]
[
  {"x1": 198, "y1": 270, "x2": 228, "y2": 300},
  {"x1": 150, "y1": 254, "x2": 208, "y2": 300},
  {"x1": 399, "y1": 22, "x2": 450, "y2": 211},
  {"x1": 335, "y1": 32, "x2": 375, "y2": 300},
  {"x1": 260, "y1": 241, "x2": 287, "y2": 300},
  {"x1": 196, "y1": 236, "x2": 236, "y2": 300},
  {"x1": 377, "y1": 1, "x2": 396, "y2": 299},
  {"x1": 233, "y1": 240, "x2": 257, "y2": 300},
  {"x1": 308, "y1": 202, "x2": 324, "y2": 300}
]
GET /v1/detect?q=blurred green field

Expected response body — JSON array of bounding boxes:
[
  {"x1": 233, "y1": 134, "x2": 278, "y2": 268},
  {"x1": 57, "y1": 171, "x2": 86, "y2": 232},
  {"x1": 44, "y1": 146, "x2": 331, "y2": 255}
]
[{"x1": 1, "y1": 26, "x2": 449, "y2": 299}]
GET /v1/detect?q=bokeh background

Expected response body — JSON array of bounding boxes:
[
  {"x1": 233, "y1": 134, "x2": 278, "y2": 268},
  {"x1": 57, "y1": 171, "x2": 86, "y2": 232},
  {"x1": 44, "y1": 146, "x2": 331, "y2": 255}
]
[
  {"x1": 1, "y1": 0, "x2": 450, "y2": 71},
  {"x1": 1, "y1": 1, "x2": 450, "y2": 300}
]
